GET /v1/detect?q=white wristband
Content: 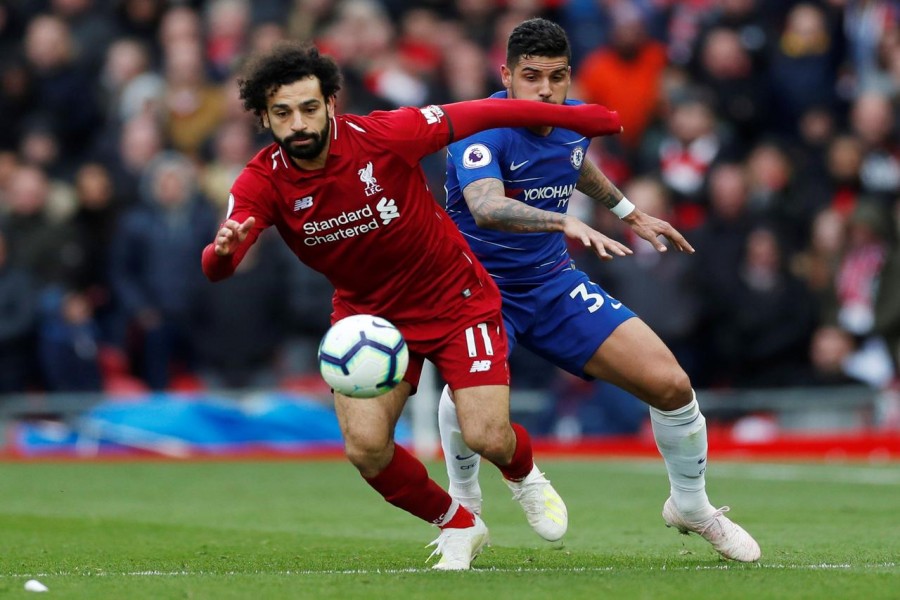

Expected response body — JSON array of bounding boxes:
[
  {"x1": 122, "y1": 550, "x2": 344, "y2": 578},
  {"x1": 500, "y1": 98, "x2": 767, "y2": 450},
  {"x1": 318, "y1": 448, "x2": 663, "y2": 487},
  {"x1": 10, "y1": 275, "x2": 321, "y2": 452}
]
[{"x1": 610, "y1": 197, "x2": 636, "y2": 219}]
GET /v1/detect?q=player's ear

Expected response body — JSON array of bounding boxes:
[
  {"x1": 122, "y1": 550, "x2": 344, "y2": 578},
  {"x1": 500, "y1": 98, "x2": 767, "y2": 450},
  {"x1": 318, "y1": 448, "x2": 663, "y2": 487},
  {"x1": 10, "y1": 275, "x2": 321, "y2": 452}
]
[
  {"x1": 261, "y1": 110, "x2": 270, "y2": 130},
  {"x1": 500, "y1": 64, "x2": 512, "y2": 89},
  {"x1": 326, "y1": 95, "x2": 336, "y2": 117}
]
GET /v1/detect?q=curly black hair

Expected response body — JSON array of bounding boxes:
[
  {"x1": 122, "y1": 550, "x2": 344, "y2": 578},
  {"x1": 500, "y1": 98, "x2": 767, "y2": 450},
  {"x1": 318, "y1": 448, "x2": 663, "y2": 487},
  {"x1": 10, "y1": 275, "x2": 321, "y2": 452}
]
[
  {"x1": 237, "y1": 42, "x2": 342, "y2": 126},
  {"x1": 506, "y1": 18, "x2": 571, "y2": 67}
]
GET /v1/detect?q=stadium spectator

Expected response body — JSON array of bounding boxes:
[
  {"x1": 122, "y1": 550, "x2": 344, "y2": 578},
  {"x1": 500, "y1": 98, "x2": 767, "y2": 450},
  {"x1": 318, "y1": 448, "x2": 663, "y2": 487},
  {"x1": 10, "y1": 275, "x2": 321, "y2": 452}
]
[
  {"x1": 200, "y1": 41, "x2": 623, "y2": 569},
  {"x1": 50, "y1": 0, "x2": 119, "y2": 73},
  {"x1": 592, "y1": 177, "x2": 703, "y2": 378},
  {"x1": 160, "y1": 38, "x2": 225, "y2": 158},
  {"x1": 843, "y1": 0, "x2": 900, "y2": 85},
  {"x1": 199, "y1": 119, "x2": 257, "y2": 211},
  {"x1": 0, "y1": 230, "x2": 38, "y2": 393},
  {"x1": 97, "y1": 37, "x2": 158, "y2": 125},
  {"x1": 101, "y1": 113, "x2": 165, "y2": 204},
  {"x1": 285, "y1": 0, "x2": 336, "y2": 44},
  {"x1": 875, "y1": 197, "x2": 900, "y2": 375},
  {"x1": 203, "y1": 0, "x2": 250, "y2": 82},
  {"x1": 0, "y1": 57, "x2": 35, "y2": 152},
  {"x1": 792, "y1": 207, "x2": 849, "y2": 319},
  {"x1": 188, "y1": 235, "x2": 292, "y2": 389},
  {"x1": 0, "y1": 165, "x2": 80, "y2": 288},
  {"x1": 112, "y1": 0, "x2": 165, "y2": 53},
  {"x1": 37, "y1": 286, "x2": 103, "y2": 392},
  {"x1": 575, "y1": 3, "x2": 668, "y2": 151},
  {"x1": 803, "y1": 324, "x2": 870, "y2": 387},
  {"x1": 744, "y1": 140, "x2": 820, "y2": 254},
  {"x1": 690, "y1": 162, "x2": 757, "y2": 386},
  {"x1": 18, "y1": 117, "x2": 70, "y2": 180},
  {"x1": 725, "y1": 225, "x2": 817, "y2": 387},
  {"x1": 68, "y1": 162, "x2": 121, "y2": 341},
  {"x1": 826, "y1": 201, "x2": 896, "y2": 387},
  {"x1": 768, "y1": 3, "x2": 842, "y2": 137},
  {"x1": 110, "y1": 151, "x2": 217, "y2": 389},
  {"x1": 691, "y1": 0, "x2": 773, "y2": 71},
  {"x1": 22, "y1": 14, "x2": 102, "y2": 157},
  {"x1": 638, "y1": 88, "x2": 732, "y2": 229},
  {"x1": 849, "y1": 90, "x2": 900, "y2": 204},
  {"x1": 823, "y1": 134, "x2": 865, "y2": 218},
  {"x1": 693, "y1": 27, "x2": 772, "y2": 145}
]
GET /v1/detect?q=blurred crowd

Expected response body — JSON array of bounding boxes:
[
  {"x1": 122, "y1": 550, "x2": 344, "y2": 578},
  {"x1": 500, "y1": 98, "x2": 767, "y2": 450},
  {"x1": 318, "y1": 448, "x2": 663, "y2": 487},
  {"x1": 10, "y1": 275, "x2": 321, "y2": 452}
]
[{"x1": 0, "y1": 0, "x2": 898, "y2": 406}]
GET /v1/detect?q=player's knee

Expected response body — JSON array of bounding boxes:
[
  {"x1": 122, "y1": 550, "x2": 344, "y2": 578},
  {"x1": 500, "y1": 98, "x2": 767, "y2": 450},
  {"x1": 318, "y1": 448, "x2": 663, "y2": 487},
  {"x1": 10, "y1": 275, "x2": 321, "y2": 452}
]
[
  {"x1": 462, "y1": 422, "x2": 514, "y2": 463},
  {"x1": 653, "y1": 369, "x2": 694, "y2": 411},
  {"x1": 343, "y1": 433, "x2": 392, "y2": 472}
]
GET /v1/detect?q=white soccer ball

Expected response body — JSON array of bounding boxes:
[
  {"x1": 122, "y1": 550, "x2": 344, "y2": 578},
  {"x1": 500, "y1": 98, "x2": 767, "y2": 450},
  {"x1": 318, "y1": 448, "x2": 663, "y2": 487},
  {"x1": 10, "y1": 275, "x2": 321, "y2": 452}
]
[{"x1": 317, "y1": 314, "x2": 409, "y2": 398}]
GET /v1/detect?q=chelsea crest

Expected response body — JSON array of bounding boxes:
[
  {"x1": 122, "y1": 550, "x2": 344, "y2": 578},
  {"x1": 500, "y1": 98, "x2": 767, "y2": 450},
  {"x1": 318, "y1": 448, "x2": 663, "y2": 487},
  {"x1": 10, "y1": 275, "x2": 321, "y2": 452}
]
[{"x1": 570, "y1": 146, "x2": 584, "y2": 170}]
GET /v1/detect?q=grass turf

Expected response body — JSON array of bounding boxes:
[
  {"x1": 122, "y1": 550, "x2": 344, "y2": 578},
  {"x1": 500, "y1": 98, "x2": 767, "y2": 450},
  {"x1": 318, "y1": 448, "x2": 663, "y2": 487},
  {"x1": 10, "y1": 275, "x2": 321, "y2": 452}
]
[{"x1": 0, "y1": 459, "x2": 897, "y2": 599}]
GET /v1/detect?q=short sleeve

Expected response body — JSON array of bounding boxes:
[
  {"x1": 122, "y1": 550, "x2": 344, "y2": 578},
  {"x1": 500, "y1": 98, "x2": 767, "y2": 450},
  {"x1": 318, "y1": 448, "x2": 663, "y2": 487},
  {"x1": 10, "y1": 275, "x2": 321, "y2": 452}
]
[{"x1": 448, "y1": 130, "x2": 506, "y2": 191}]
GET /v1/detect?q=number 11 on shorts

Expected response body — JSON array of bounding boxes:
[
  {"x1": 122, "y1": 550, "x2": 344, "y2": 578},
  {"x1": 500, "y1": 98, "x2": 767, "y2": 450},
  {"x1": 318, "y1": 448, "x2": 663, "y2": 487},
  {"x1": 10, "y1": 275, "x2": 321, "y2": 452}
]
[{"x1": 464, "y1": 323, "x2": 495, "y2": 358}]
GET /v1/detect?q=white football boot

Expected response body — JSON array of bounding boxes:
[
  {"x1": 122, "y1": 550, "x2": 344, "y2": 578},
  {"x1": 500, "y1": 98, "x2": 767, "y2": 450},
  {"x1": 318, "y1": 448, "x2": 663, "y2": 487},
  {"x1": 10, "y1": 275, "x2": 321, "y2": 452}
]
[
  {"x1": 427, "y1": 515, "x2": 490, "y2": 571},
  {"x1": 506, "y1": 464, "x2": 568, "y2": 542},
  {"x1": 662, "y1": 496, "x2": 761, "y2": 562}
]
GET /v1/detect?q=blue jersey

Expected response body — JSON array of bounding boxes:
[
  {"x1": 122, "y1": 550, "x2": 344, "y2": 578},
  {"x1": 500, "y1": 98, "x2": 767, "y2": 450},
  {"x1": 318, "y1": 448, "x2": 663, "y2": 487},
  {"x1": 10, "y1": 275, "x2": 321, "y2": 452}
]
[
  {"x1": 445, "y1": 92, "x2": 635, "y2": 378},
  {"x1": 446, "y1": 91, "x2": 590, "y2": 282}
]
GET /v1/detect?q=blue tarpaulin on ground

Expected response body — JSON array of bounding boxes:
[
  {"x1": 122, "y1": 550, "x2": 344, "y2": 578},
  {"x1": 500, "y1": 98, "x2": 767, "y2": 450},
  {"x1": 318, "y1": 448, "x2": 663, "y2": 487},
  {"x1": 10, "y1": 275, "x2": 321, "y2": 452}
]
[{"x1": 13, "y1": 393, "x2": 411, "y2": 457}]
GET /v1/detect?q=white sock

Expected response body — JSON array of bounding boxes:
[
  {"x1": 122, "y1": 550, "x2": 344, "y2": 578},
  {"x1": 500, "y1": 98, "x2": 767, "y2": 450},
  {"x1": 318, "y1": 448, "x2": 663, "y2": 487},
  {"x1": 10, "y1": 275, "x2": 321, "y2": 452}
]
[
  {"x1": 438, "y1": 384, "x2": 482, "y2": 499},
  {"x1": 649, "y1": 391, "x2": 712, "y2": 518}
]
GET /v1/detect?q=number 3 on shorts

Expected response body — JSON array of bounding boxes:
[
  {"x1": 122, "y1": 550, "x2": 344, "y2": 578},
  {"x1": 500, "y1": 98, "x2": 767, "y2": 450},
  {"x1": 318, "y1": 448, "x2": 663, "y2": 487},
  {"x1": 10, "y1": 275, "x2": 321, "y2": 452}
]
[{"x1": 569, "y1": 282, "x2": 605, "y2": 313}]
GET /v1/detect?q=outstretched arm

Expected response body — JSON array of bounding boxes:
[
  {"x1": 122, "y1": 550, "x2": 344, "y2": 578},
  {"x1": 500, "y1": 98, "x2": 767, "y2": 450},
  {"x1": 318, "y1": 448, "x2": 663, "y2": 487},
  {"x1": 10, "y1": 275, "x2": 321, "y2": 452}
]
[
  {"x1": 441, "y1": 99, "x2": 622, "y2": 142},
  {"x1": 463, "y1": 177, "x2": 631, "y2": 261},
  {"x1": 576, "y1": 160, "x2": 694, "y2": 254}
]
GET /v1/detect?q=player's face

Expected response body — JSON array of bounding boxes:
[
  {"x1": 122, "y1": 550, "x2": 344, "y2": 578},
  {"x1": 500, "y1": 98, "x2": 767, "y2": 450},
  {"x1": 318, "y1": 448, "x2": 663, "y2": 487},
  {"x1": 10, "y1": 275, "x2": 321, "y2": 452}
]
[
  {"x1": 263, "y1": 76, "x2": 334, "y2": 162},
  {"x1": 501, "y1": 55, "x2": 571, "y2": 105}
]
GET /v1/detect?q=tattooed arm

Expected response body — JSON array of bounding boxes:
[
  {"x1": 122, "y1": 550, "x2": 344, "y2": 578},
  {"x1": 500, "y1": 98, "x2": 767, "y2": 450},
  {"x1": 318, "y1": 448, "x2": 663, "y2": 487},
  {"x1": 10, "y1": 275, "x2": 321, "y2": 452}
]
[
  {"x1": 462, "y1": 177, "x2": 631, "y2": 260},
  {"x1": 576, "y1": 160, "x2": 695, "y2": 254},
  {"x1": 575, "y1": 159, "x2": 625, "y2": 211}
]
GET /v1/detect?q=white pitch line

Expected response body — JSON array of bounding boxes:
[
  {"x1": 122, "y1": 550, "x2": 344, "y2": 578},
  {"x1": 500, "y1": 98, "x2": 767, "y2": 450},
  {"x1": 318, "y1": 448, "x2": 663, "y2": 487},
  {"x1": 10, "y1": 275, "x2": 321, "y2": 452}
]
[
  {"x1": 603, "y1": 462, "x2": 900, "y2": 485},
  {"x1": 3, "y1": 562, "x2": 896, "y2": 577}
]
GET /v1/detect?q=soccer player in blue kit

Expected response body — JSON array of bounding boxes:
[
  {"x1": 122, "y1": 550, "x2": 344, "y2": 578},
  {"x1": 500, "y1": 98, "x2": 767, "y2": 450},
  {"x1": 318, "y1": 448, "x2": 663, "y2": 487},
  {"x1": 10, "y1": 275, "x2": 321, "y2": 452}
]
[{"x1": 438, "y1": 18, "x2": 761, "y2": 562}]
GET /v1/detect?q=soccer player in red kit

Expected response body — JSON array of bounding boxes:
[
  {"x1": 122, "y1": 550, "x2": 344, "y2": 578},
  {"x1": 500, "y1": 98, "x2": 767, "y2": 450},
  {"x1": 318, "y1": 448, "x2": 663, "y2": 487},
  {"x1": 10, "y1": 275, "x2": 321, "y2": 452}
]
[{"x1": 201, "y1": 42, "x2": 621, "y2": 570}]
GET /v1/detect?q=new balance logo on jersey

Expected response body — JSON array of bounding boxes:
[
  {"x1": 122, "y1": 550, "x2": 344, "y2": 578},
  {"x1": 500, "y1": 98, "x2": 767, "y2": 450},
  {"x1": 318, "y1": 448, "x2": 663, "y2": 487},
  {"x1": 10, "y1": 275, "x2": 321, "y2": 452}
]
[
  {"x1": 358, "y1": 162, "x2": 383, "y2": 197},
  {"x1": 469, "y1": 360, "x2": 492, "y2": 373},
  {"x1": 376, "y1": 197, "x2": 399, "y2": 225},
  {"x1": 419, "y1": 105, "x2": 445, "y2": 124},
  {"x1": 293, "y1": 196, "x2": 313, "y2": 211}
]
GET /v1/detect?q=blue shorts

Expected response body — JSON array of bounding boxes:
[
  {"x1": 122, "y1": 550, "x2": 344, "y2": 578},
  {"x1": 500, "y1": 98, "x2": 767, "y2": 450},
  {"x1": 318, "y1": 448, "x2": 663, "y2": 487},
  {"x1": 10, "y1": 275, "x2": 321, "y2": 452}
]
[{"x1": 498, "y1": 266, "x2": 636, "y2": 379}]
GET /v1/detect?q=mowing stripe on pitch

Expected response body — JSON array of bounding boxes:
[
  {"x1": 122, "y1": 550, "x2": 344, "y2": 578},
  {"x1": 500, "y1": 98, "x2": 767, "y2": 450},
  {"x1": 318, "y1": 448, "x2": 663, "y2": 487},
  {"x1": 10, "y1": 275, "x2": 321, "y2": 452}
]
[
  {"x1": 4, "y1": 562, "x2": 897, "y2": 577},
  {"x1": 600, "y1": 461, "x2": 900, "y2": 485}
]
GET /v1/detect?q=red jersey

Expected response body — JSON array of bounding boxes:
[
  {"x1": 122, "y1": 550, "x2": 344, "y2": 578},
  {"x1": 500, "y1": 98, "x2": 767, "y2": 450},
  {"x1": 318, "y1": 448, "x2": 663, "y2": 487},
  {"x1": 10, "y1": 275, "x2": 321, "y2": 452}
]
[{"x1": 221, "y1": 106, "x2": 496, "y2": 327}]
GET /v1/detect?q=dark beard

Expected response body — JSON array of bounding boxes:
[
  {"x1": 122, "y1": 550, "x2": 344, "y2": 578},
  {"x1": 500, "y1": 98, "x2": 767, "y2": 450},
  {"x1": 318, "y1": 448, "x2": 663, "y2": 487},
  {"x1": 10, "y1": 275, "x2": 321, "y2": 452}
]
[{"x1": 275, "y1": 117, "x2": 330, "y2": 160}]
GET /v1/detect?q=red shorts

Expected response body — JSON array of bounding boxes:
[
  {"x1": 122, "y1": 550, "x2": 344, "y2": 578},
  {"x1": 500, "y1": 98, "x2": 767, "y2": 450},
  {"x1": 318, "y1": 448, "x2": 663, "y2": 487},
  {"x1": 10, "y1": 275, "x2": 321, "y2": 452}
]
[
  {"x1": 333, "y1": 279, "x2": 510, "y2": 392},
  {"x1": 404, "y1": 315, "x2": 510, "y2": 392}
]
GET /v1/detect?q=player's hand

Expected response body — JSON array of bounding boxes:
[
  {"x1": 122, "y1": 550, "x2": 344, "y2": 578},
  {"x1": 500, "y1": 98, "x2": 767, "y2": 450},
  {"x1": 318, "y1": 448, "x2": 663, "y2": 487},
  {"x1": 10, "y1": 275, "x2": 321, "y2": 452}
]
[
  {"x1": 622, "y1": 209, "x2": 694, "y2": 253},
  {"x1": 563, "y1": 215, "x2": 633, "y2": 261},
  {"x1": 213, "y1": 216, "x2": 255, "y2": 256}
]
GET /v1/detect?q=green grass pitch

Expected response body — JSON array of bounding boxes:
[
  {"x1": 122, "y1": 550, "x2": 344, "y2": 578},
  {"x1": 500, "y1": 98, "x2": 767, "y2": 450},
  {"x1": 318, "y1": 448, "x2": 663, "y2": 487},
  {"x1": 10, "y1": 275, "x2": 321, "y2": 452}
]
[{"x1": 0, "y1": 458, "x2": 897, "y2": 599}]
